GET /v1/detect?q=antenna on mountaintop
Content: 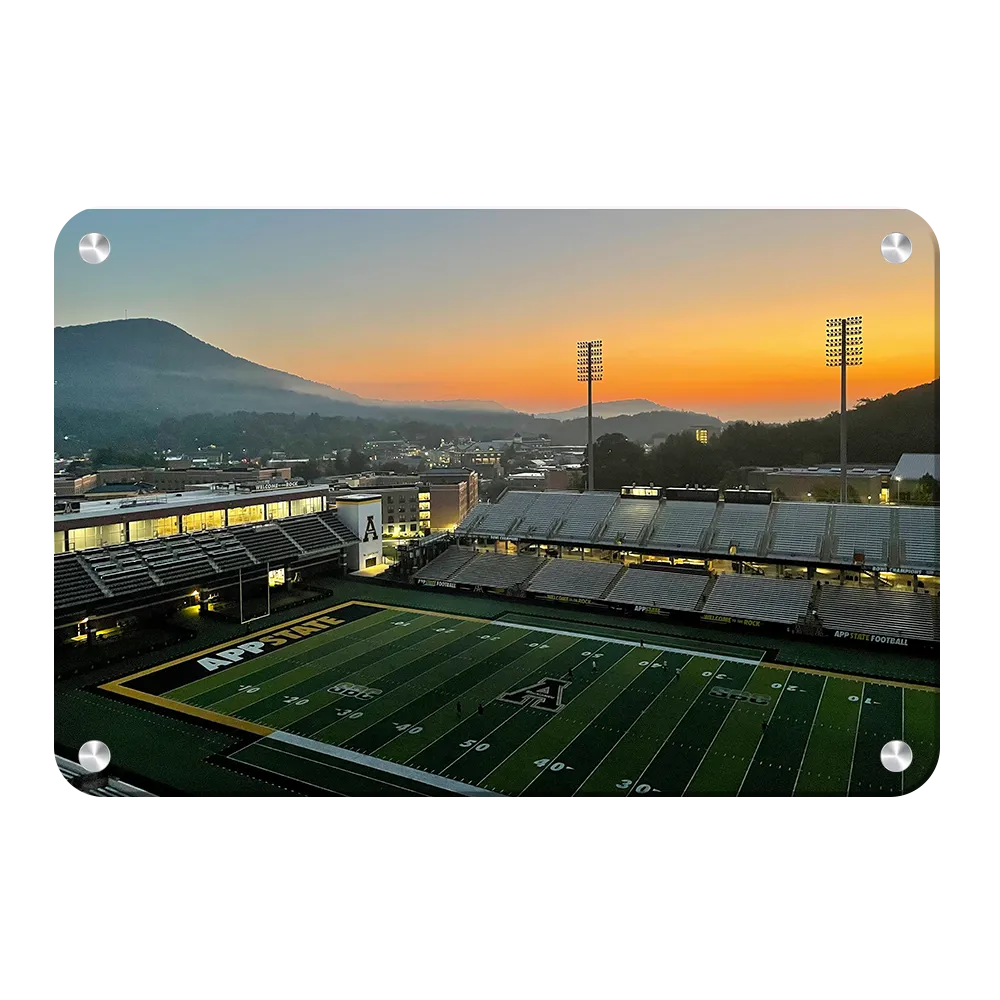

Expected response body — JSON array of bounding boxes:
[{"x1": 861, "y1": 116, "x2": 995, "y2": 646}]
[{"x1": 125, "y1": 308, "x2": 128, "y2": 320}]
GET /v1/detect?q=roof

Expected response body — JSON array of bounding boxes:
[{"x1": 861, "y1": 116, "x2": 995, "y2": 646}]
[
  {"x1": 54, "y1": 484, "x2": 328, "y2": 527},
  {"x1": 893, "y1": 454, "x2": 939, "y2": 482}
]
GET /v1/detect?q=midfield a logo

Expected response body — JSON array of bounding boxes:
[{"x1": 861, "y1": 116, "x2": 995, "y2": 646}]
[
  {"x1": 499, "y1": 677, "x2": 569, "y2": 713},
  {"x1": 363, "y1": 515, "x2": 379, "y2": 542}
]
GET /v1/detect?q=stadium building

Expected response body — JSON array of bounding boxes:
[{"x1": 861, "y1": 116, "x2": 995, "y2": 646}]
[
  {"x1": 54, "y1": 485, "x2": 384, "y2": 641},
  {"x1": 403, "y1": 485, "x2": 940, "y2": 651}
]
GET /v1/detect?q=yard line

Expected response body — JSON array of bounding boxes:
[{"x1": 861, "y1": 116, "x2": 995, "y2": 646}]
[
  {"x1": 229, "y1": 746, "x2": 350, "y2": 796},
  {"x1": 434, "y1": 703, "x2": 532, "y2": 774},
  {"x1": 250, "y1": 744, "x2": 430, "y2": 799},
  {"x1": 476, "y1": 640, "x2": 617, "y2": 786},
  {"x1": 571, "y1": 656, "x2": 694, "y2": 794},
  {"x1": 791, "y1": 676, "x2": 828, "y2": 796},
  {"x1": 397, "y1": 640, "x2": 584, "y2": 764},
  {"x1": 899, "y1": 685, "x2": 906, "y2": 794},
  {"x1": 844, "y1": 683, "x2": 866, "y2": 796},
  {"x1": 270, "y1": 731, "x2": 501, "y2": 796},
  {"x1": 308, "y1": 629, "x2": 527, "y2": 743},
  {"x1": 733, "y1": 670, "x2": 794, "y2": 797},
  {"x1": 680, "y1": 664, "x2": 764, "y2": 798},
  {"x1": 516, "y1": 657, "x2": 661, "y2": 795},
  {"x1": 625, "y1": 660, "x2": 744, "y2": 796},
  {"x1": 493, "y1": 621, "x2": 762, "y2": 666}
]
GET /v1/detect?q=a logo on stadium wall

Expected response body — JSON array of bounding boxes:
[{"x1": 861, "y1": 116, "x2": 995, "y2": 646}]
[
  {"x1": 833, "y1": 629, "x2": 909, "y2": 647},
  {"x1": 499, "y1": 677, "x2": 569, "y2": 712},
  {"x1": 363, "y1": 515, "x2": 379, "y2": 542}
]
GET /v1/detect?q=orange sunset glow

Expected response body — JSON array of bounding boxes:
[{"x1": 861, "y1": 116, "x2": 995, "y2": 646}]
[{"x1": 56, "y1": 209, "x2": 938, "y2": 421}]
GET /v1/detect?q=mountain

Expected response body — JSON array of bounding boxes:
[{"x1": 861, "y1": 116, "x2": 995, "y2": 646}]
[
  {"x1": 537, "y1": 398, "x2": 670, "y2": 420},
  {"x1": 380, "y1": 398, "x2": 514, "y2": 413},
  {"x1": 54, "y1": 318, "x2": 507, "y2": 419}
]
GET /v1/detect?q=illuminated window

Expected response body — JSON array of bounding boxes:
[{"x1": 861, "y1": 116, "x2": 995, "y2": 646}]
[
  {"x1": 228, "y1": 504, "x2": 264, "y2": 525},
  {"x1": 128, "y1": 519, "x2": 156, "y2": 541},
  {"x1": 54, "y1": 532, "x2": 66, "y2": 554},
  {"x1": 695, "y1": 429, "x2": 709, "y2": 445},
  {"x1": 182, "y1": 509, "x2": 226, "y2": 533},
  {"x1": 265, "y1": 501, "x2": 290, "y2": 520},
  {"x1": 290, "y1": 496, "x2": 323, "y2": 516},
  {"x1": 68, "y1": 522, "x2": 125, "y2": 551}
]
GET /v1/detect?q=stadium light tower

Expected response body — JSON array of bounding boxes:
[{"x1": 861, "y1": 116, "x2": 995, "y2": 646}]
[
  {"x1": 825, "y1": 315, "x2": 863, "y2": 504},
  {"x1": 577, "y1": 340, "x2": 603, "y2": 491}
]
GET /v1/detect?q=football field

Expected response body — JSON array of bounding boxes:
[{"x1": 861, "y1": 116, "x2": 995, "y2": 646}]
[{"x1": 102, "y1": 601, "x2": 938, "y2": 796}]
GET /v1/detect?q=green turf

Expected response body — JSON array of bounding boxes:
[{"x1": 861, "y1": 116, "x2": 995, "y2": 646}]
[
  {"x1": 112, "y1": 600, "x2": 938, "y2": 796},
  {"x1": 792, "y1": 676, "x2": 865, "y2": 796},
  {"x1": 902, "y1": 688, "x2": 940, "y2": 793}
]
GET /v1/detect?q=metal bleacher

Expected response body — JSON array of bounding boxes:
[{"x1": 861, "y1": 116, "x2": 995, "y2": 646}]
[
  {"x1": 896, "y1": 506, "x2": 940, "y2": 574},
  {"x1": 228, "y1": 521, "x2": 303, "y2": 563},
  {"x1": 707, "y1": 503, "x2": 769, "y2": 556},
  {"x1": 829, "y1": 504, "x2": 892, "y2": 568},
  {"x1": 80, "y1": 546, "x2": 160, "y2": 597},
  {"x1": 415, "y1": 545, "x2": 478, "y2": 582},
  {"x1": 604, "y1": 567, "x2": 710, "y2": 611},
  {"x1": 551, "y1": 492, "x2": 620, "y2": 543},
  {"x1": 597, "y1": 497, "x2": 660, "y2": 544},
  {"x1": 130, "y1": 536, "x2": 219, "y2": 585},
  {"x1": 701, "y1": 574, "x2": 814, "y2": 624},
  {"x1": 764, "y1": 502, "x2": 828, "y2": 561},
  {"x1": 526, "y1": 558, "x2": 623, "y2": 599},
  {"x1": 512, "y1": 492, "x2": 580, "y2": 538},
  {"x1": 54, "y1": 553, "x2": 110, "y2": 610},
  {"x1": 465, "y1": 492, "x2": 540, "y2": 537},
  {"x1": 278, "y1": 514, "x2": 346, "y2": 552},
  {"x1": 816, "y1": 584, "x2": 939, "y2": 642},
  {"x1": 644, "y1": 501, "x2": 718, "y2": 552},
  {"x1": 450, "y1": 552, "x2": 543, "y2": 588}
]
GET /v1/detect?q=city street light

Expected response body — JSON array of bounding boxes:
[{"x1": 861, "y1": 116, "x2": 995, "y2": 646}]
[
  {"x1": 577, "y1": 340, "x2": 603, "y2": 491},
  {"x1": 825, "y1": 316, "x2": 863, "y2": 503}
]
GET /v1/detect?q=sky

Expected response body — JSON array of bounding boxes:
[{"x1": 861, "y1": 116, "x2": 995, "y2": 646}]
[{"x1": 54, "y1": 209, "x2": 938, "y2": 422}]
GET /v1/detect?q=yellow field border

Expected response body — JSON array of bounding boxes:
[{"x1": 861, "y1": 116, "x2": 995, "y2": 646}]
[
  {"x1": 96, "y1": 600, "x2": 938, "y2": 741},
  {"x1": 99, "y1": 683, "x2": 276, "y2": 737},
  {"x1": 97, "y1": 600, "x2": 497, "y2": 736},
  {"x1": 771, "y1": 661, "x2": 939, "y2": 693}
]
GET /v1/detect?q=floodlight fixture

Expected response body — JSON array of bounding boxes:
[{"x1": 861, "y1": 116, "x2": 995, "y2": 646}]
[
  {"x1": 576, "y1": 340, "x2": 604, "y2": 491},
  {"x1": 825, "y1": 316, "x2": 863, "y2": 503}
]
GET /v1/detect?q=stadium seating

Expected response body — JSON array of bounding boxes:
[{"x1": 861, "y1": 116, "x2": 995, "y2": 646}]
[
  {"x1": 597, "y1": 497, "x2": 660, "y2": 544},
  {"x1": 551, "y1": 492, "x2": 622, "y2": 542},
  {"x1": 131, "y1": 536, "x2": 218, "y2": 585},
  {"x1": 896, "y1": 506, "x2": 940, "y2": 574},
  {"x1": 526, "y1": 558, "x2": 624, "y2": 599},
  {"x1": 816, "y1": 584, "x2": 939, "y2": 642},
  {"x1": 450, "y1": 552, "x2": 543, "y2": 588},
  {"x1": 227, "y1": 522, "x2": 310, "y2": 564},
  {"x1": 701, "y1": 574, "x2": 814, "y2": 624},
  {"x1": 707, "y1": 503, "x2": 770, "y2": 555},
  {"x1": 81, "y1": 547, "x2": 160, "y2": 597},
  {"x1": 512, "y1": 491, "x2": 580, "y2": 538},
  {"x1": 278, "y1": 515, "x2": 345, "y2": 552},
  {"x1": 604, "y1": 567, "x2": 710, "y2": 611},
  {"x1": 315, "y1": 510, "x2": 365, "y2": 544},
  {"x1": 829, "y1": 504, "x2": 892, "y2": 567},
  {"x1": 195, "y1": 534, "x2": 256, "y2": 572},
  {"x1": 463, "y1": 492, "x2": 540, "y2": 537},
  {"x1": 54, "y1": 553, "x2": 110, "y2": 610},
  {"x1": 415, "y1": 545, "x2": 478, "y2": 582},
  {"x1": 765, "y1": 502, "x2": 829, "y2": 560},
  {"x1": 644, "y1": 501, "x2": 718, "y2": 552}
]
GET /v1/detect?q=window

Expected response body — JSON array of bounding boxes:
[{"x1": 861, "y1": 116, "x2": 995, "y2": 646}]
[
  {"x1": 182, "y1": 509, "x2": 225, "y2": 533},
  {"x1": 228, "y1": 504, "x2": 264, "y2": 525},
  {"x1": 265, "y1": 501, "x2": 290, "y2": 520}
]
